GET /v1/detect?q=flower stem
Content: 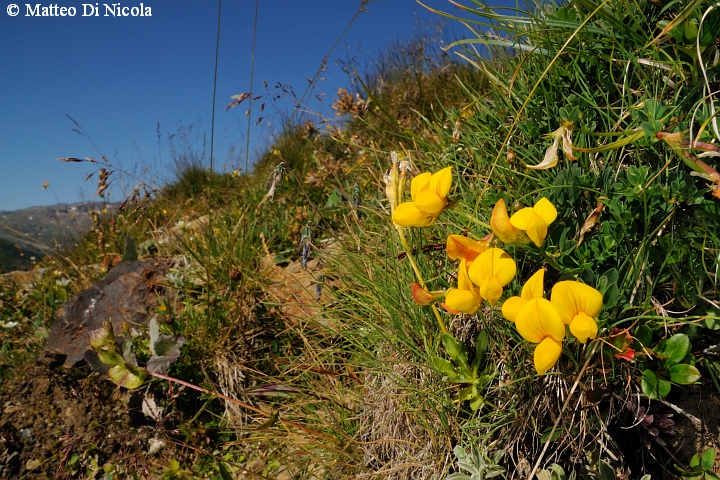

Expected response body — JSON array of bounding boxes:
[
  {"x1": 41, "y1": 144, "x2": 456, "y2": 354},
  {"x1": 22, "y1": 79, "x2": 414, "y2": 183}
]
[
  {"x1": 527, "y1": 340, "x2": 599, "y2": 479},
  {"x1": 538, "y1": 244, "x2": 586, "y2": 275},
  {"x1": 396, "y1": 226, "x2": 448, "y2": 334}
]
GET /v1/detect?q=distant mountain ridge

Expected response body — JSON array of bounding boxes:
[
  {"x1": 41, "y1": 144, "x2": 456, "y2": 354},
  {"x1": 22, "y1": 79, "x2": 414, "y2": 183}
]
[{"x1": 0, "y1": 201, "x2": 116, "y2": 272}]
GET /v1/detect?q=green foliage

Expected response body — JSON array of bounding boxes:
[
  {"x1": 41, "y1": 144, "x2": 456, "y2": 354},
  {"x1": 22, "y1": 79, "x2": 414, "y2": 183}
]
[
  {"x1": 433, "y1": 330, "x2": 494, "y2": 410},
  {"x1": 162, "y1": 164, "x2": 240, "y2": 206},
  {"x1": 87, "y1": 320, "x2": 148, "y2": 389},
  {"x1": 677, "y1": 448, "x2": 720, "y2": 480},
  {"x1": 536, "y1": 464, "x2": 576, "y2": 480},
  {"x1": 446, "y1": 444, "x2": 505, "y2": 480},
  {"x1": 640, "y1": 333, "x2": 701, "y2": 399}
]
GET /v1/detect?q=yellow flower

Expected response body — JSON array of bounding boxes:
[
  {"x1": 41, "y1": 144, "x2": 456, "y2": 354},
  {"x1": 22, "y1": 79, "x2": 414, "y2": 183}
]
[
  {"x1": 550, "y1": 281, "x2": 603, "y2": 344},
  {"x1": 393, "y1": 167, "x2": 452, "y2": 227},
  {"x1": 444, "y1": 258, "x2": 482, "y2": 314},
  {"x1": 491, "y1": 198, "x2": 530, "y2": 244},
  {"x1": 446, "y1": 233, "x2": 492, "y2": 266},
  {"x1": 514, "y1": 297, "x2": 566, "y2": 374},
  {"x1": 502, "y1": 268, "x2": 545, "y2": 322},
  {"x1": 467, "y1": 248, "x2": 516, "y2": 306},
  {"x1": 509, "y1": 197, "x2": 558, "y2": 247}
]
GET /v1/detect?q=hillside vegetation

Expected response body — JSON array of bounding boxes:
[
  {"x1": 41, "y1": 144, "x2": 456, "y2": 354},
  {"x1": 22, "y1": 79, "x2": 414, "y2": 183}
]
[{"x1": 5, "y1": 1, "x2": 720, "y2": 478}]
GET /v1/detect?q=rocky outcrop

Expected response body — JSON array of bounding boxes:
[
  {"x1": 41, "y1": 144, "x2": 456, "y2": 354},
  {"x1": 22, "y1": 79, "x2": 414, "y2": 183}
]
[{"x1": 44, "y1": 259, "x2": 172, "y2": 368}]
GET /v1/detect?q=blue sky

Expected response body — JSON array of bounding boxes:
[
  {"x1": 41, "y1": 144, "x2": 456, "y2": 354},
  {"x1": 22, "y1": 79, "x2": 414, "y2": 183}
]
[{"x1": 0, "y1": 0, "x2": 509, "y2": 211}]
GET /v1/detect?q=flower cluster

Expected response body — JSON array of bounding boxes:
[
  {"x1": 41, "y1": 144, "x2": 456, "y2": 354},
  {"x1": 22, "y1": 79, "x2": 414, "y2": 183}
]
[
  {"x1": 490, "y1": 197, "x2": 557, "y2": 247},
  {"x1": 391, "y1": 161, "x2": 604, "y2": 375},
  {"x1": 502, "y1": 269, "x2": 603, "y2": 373},
  {"x1": 443, "y1": 235, "x2": 517, "y2": 314},
  {"x1": 392, "y1": 166, "x2": 453, "y2": 227}
]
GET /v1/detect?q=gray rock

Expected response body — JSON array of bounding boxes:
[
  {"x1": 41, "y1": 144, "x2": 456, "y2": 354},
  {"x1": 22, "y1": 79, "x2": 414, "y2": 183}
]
[{"x1": 44, "y1": 259, "x2": 172, "y2": 368}]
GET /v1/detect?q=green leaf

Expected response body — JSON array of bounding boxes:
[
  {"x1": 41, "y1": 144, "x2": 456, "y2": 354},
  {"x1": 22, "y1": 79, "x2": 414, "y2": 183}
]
[
  {"x1": 218, "y1": 461, "x2": 233, "y2": 480},
  {"x1": 147, "y1": 334, "x2": 186, "y2": 374},
  {"x1": 121, "y1": 340, "x2": 138, "y2": 367},
  {"x1": 669, "y1": 364, "x2": 701, "y2": 385},
  {"x1": 657, "y1": 334, "x2": 691, "y2": 367},
  {"x1": 153, "y1": 334, "x2": 186, "y2": 357},
  {"x1": 474, "y1": 330, "x2": 490, "y2": 369},
  {"x1": 635, "y1": 325, "x2": 653, "y2": 347},
  {"x1": 325, "y1": 190, "x2": 341, "y2": 208},
  {"x1": 456, "y1": 385, "x2": 478, "y2": 402},
  {"x1": 95, "y1": 348, "x2": 123, "y2": 367},
  {"x1": 108, "y1": 363, "x2": 146, "y2": 389},
  {"x1": 431, "y1": 356, "x2": 458, "y2": 378},
  {"x1": 602, "y1": 283, "x2": 618, "y2": 309},
  {"x1": 705, "y1": 317, "x2": 720, "y2": 330},
  {"x1": 540, "y1": 426, "x2": 562, "y2": 444},
  {"x1": 121, "y1": 234, "x2": 138, "y2": 262},
  {"x1": 642, "y1": 369, "x2": 672, "y2": 399},
  {"x1": 598, "y1": 460, "x2": 615, "y2": 480},
  {"x1": 468, "y1": 394, "x2": 484, "y2": 411},
  {"x1": 701, "y1": 448, "x2": 716, "y2": 471},
  {"x1": 88, "y1": 320, "x2": 116, "y2": 350},
  {"x1": 442, "y1": 333, "x2": 469, "y2": 370}
]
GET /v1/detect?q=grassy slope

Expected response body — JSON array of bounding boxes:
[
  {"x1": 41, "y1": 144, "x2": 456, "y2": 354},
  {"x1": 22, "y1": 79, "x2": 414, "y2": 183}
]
[{"x1": 6, "y1": 1, "x2": 720, "y2": 478}]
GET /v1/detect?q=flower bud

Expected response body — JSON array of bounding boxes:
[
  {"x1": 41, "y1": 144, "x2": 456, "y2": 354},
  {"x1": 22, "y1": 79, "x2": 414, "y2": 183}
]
[{"x1": 411, "y1": 282, "x2": 445, "y2": 305}]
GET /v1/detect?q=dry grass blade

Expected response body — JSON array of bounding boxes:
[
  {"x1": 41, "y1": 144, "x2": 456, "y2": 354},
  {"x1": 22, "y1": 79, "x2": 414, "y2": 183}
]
[{"x1": 226, "y1": 92, "x2": 251, "y2": 111}]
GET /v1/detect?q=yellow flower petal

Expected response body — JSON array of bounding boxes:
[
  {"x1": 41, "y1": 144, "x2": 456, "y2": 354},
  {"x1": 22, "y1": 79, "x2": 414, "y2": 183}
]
[
  {"x1": 525, "y1": 213, "x2": 548, "y2": 247},
  {"x1": 446, "y1": 234, "x2": 490, "y2": 263},
  {"x1": 515, "y1": 298, "x2": 565, "y2": 343},
  {"x1": 510, "y1": 209, "x2": 546, "y2": 247},
  {"x1": 457, "y1": 259, "x2": 474, "y2": 290},
  {"x1": 569, "y1": 312, "x2": 598, "y2": 344},
  {"x1": 508, "y1": 207, "x2": 535, "y2": 230},
  {"x1": 550, "y1": 281, "x2": 603, "y2": 325},
  {"x1": 480, "y1": 277, "x2": 503, "y2": 306},
  {"x1": 467, "y1": 248, "x2": 517, "y2": 303},
  {"x1": 510, "y1": 198, "x2": 556, "y2": 247},
  {"x1": 502, "y1": 269, "x2": 545, "y2": 322},
  {"x1": 491, "y1": 199, "x2": 529, "y2": 244},
  {"x1": 522, "y1": 268, "x2": 545, "y2": 300},
  {"x1": 534, "y1": 337, "x2": 563, "y2": 374},
  {"x1": 414, "y1": 191, "x2": 446, "y2": 215},
  {"x1": 502, "y1": 296, "x2": 526, "y2": 322},
  {"x1": 444, "y1": 259, "x2": 481, "y2": 313},
  {"x1": 533, "y1": 197, "x2": 558, "y2": 225},
  {"x1": 445, "y1": 288, "x2": 481, "y2": 315},
  {"x1": 410, "y1": 172, "x2": 432, "y2": 201},
  {"x1": 393, "y1": 202, "x2": 434, "y2": 227},
  {"x1": 430, "y1": 166, "x2": 453, "y2": 198}
]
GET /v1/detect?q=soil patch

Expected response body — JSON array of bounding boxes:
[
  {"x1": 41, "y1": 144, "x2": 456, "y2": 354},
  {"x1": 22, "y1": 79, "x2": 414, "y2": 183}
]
[{"x1": 0, "y1": 363, "x2": 175, "y2": 479}]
